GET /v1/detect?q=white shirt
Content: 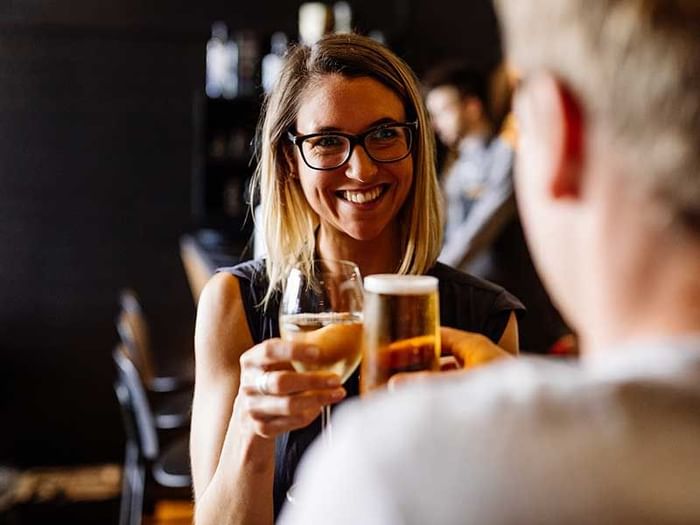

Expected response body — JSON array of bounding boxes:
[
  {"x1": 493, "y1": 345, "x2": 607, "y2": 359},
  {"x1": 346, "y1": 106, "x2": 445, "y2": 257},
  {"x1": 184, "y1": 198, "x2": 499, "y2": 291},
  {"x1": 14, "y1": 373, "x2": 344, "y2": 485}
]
[{"x1": 280, "y1": 340, "x2": 700, "y2": 524}]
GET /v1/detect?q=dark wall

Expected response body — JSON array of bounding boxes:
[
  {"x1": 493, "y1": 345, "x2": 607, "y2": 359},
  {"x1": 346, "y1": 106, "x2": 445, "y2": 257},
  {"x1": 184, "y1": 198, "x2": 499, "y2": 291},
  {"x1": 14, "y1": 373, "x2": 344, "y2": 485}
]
[{"x1": 0, "y1": 0, "x2": 501, "y2": 467}]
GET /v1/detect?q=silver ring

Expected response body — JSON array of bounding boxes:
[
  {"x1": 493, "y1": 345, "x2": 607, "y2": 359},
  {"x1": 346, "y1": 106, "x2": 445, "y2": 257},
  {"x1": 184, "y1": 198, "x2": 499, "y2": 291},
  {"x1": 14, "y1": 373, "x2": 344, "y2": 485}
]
[{"x1": 256, "y1": 371, "x2": 271, "y2": 396}]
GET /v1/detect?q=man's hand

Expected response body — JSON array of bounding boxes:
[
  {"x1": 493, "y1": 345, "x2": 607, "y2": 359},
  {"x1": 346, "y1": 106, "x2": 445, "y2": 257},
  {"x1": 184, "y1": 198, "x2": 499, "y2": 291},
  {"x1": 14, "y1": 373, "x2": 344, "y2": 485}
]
[
  {"x1": 388, "y1": 327, "x2": 513, "y2": 389},
  {"x1": 442, "y1": 326, "x2": 513, "y2": 367}
]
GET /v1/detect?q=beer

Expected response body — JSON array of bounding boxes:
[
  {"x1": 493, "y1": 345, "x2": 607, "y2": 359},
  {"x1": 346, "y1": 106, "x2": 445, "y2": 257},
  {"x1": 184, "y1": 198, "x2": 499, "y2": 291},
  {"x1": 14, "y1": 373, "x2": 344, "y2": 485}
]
[
  {"x1": 281, "y1": 311, "x2": 363, "y2": 383},
  {"x1": 361, "y1": 275, "x2": 440, "y2": 394}
]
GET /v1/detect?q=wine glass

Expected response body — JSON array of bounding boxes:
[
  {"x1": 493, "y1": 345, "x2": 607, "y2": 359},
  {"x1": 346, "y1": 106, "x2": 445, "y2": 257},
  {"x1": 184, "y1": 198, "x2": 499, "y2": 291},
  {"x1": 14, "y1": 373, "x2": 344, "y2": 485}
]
[{"x1": 279, "y1": 259, "x2": 363, "y2": 443}]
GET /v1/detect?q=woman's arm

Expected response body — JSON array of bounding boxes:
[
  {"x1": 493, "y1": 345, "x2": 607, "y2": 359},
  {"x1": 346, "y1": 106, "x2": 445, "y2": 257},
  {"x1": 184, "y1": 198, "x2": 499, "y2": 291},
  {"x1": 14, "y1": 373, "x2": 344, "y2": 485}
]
[
  {"x1": 190, "y1": 272, "x2": 273, "y2": 525},
  {"x1": 190, "y1": 272, "x2": 345, "y2": 525}
]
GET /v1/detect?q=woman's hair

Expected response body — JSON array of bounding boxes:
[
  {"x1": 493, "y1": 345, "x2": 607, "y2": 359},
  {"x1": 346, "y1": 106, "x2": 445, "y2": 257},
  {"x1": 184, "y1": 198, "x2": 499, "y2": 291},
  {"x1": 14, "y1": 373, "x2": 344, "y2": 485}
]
[{"x1": 252, "y1": 32, "x2": 443, "y2": 306}]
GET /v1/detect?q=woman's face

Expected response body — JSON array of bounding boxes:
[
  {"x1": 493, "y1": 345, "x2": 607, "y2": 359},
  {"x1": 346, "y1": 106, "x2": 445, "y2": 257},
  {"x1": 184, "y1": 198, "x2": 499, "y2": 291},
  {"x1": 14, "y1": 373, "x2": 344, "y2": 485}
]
[{"x1": 292, "y1": 74, "x2": 414, "y2": 242}]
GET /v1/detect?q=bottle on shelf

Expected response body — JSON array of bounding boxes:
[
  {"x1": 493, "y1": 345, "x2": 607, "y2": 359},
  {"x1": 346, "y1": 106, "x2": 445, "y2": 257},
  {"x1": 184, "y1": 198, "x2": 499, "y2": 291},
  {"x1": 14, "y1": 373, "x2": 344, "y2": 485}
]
[
  {"x1": 298, "y1": 2, "x2": 334, "y2": 45},
  {"x1": 235, "y1": 31, "x2": 259, "y2": 97},
  {"x1": 333, "y1": 2, "x2": 352, "y2": 33},
  {"x1": 206, "y1": 21, "x2": 239, "y2": 99},
  {"x1": 261, "y1": 32, "x2": 288, "y2": 94}
]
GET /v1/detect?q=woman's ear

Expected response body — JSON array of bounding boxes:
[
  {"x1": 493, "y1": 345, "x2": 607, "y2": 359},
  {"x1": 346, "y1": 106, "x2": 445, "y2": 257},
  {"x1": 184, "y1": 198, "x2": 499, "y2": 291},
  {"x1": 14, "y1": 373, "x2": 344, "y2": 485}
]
[
  {"x1": 282, "y1": 145, "x2": 299, "y2": 179},
  {"x1": 282, "y1": 144, "x2": 299, "y2": 179}
]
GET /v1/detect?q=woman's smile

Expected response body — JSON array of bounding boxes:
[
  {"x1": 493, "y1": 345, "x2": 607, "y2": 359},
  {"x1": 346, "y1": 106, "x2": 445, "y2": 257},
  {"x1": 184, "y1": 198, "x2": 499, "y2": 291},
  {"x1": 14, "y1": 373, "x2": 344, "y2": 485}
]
[
  {"x1": 336, "y1": 183, "x2": 389, "y2": 205},
  {"x1": 294, "y1": 74, "x2": 414, "y2": 241}
]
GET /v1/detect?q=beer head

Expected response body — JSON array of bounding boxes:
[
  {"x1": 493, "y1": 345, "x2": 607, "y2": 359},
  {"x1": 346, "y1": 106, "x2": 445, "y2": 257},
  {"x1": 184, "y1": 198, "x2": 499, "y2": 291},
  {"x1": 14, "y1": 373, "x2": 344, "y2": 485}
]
[{"x1": 364, "y1": 274, "x2": 438, "y2": 295}]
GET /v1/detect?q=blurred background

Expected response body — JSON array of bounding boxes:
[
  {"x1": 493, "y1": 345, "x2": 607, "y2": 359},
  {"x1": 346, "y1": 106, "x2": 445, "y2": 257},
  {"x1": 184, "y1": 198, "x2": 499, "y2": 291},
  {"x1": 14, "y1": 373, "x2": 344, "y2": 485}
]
[{"x1": 0, "y1": 0, "x2": 502, "y2": 522}]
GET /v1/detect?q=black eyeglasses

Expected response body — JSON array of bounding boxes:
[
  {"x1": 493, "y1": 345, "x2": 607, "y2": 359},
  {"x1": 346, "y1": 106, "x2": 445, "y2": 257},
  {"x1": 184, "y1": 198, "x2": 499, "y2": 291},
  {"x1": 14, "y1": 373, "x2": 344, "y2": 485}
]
[{"x1": 287, "y1": 121, "x2": 418, "y2": 171}]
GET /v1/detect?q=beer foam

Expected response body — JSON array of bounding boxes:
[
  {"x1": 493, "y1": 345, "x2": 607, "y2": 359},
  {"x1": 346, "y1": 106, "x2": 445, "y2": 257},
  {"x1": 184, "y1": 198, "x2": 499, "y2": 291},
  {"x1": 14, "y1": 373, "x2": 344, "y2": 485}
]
[{"x1": 364, "y1": 274, "x2": 438, "y2": 295}]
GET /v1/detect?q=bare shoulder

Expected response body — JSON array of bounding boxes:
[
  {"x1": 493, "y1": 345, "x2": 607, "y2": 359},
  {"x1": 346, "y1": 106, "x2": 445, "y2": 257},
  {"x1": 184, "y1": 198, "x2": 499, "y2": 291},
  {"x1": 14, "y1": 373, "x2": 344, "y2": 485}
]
[{"x1": 195, "y1": 272, "x2": 254, "y2": 372}]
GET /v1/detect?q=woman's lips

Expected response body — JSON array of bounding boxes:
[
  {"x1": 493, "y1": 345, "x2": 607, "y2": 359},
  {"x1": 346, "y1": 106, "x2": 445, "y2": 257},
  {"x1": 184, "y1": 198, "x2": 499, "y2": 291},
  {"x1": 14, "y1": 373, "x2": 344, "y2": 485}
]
[{"x1": 335, "y1": 184, "x2": 389, "y2": 205}]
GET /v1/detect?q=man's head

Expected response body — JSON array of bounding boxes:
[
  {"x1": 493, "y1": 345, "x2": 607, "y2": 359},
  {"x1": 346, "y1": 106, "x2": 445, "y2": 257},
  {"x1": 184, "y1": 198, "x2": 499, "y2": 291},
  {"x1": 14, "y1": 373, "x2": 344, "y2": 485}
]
[
  {"x1": 423, "y1": 64, "x2": 491, "y2": 148},
  {"x1": 494, "y1": 0, "x2": 700, "y2": 340}
]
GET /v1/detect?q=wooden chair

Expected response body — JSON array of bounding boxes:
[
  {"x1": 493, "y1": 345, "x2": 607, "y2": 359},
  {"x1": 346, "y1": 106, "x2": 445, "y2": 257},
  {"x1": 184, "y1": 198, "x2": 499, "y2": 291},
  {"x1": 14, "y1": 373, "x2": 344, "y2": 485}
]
[
  {"x1": 179, "y1": 235, "x2": 215, "y2": 304},
  {"x1": 113, "y1": 344, "x2": 191, "y2": 525},
  {"x1": 117, "y1": 289, "x2": 194, "y2": 391},
  {"x1": 116, "y1": 290, "x2": 193, "y2": 430}
]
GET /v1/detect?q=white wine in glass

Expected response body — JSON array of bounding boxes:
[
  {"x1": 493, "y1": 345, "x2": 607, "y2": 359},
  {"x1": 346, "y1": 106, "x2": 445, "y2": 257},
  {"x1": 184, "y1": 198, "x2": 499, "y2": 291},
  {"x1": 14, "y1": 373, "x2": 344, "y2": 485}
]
[
  {"x1": 280, "y1": 311, "x2": 363, "y2": 383},
  {"x1": 279, "y1": 259, "x2": 364, "y2": 442}
]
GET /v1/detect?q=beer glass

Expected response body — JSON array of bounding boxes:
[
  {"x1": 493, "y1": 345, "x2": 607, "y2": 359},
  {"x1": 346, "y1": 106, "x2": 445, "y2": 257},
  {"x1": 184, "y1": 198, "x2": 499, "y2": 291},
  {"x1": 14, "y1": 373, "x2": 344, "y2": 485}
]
[
  {"x1": 279, "y1": 259, "x2": 363, "y2": 440},
  {"x1": 361, "y1": 274, "x2": 440, "y2": 394}
]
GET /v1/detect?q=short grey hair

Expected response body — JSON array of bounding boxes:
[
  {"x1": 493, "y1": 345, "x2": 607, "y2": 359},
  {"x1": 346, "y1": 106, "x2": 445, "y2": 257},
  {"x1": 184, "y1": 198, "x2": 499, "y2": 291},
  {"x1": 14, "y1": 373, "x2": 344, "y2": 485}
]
[{"x1": 495, "y1": 0, "x2": 700, "y2": 233}]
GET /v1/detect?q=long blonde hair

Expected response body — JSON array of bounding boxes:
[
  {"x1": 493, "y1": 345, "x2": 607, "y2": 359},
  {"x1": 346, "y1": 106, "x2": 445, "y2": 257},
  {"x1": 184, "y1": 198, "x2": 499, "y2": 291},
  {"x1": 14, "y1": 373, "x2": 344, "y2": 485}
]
[{"x1": 252, "y1": 33, "x2": 443, "y2": 306}]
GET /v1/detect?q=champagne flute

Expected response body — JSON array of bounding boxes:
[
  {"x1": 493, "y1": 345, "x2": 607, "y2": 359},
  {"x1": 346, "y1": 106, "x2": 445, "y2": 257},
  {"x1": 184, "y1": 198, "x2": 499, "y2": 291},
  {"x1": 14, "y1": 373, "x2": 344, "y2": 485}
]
[{"x1": 279, "y1": 259, "x2": 364, "y2": 443}]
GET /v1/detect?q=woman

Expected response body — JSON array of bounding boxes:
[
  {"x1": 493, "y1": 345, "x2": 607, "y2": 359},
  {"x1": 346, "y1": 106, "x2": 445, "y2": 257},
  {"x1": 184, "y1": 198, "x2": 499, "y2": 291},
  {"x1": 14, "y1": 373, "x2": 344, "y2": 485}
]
[{"x1": 191, "y1": 33, "x2": 523, "y2": 524}]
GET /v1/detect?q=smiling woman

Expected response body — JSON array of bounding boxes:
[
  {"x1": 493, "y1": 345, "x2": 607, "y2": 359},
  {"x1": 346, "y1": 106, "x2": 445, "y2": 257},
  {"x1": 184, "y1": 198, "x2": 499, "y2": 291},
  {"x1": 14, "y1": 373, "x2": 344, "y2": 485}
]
[
  {"x1": 190, "y1": 32, "x2": 524, "y2": 525},
  {"x1": 294, "y1": 74, "x2": 415, "y2": 244}
]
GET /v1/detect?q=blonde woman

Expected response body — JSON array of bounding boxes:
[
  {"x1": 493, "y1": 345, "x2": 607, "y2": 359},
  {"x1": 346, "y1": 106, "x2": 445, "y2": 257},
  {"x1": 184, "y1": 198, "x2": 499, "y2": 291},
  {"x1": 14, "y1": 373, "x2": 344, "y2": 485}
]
[{"x1": 191, "y1": 33, "x2": 522, "y2": 524}]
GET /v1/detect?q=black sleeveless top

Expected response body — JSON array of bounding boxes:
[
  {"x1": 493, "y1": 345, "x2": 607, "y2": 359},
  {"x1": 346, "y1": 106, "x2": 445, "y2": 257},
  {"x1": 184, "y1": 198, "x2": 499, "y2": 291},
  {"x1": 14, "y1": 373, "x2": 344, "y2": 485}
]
[{"x1": 222, "y1": 259, "x2": 524, "y2": 519}]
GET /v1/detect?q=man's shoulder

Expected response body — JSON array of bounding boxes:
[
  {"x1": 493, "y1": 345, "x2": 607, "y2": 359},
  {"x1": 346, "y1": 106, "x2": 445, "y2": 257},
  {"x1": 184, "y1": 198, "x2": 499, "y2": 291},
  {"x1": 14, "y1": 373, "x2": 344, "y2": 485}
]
[
  {"x1": 349, "y1": 349, "x2": 700, "y2": 442},
  {"x1": 328, "y1": 354, "x2": 700, "y2": 522}
]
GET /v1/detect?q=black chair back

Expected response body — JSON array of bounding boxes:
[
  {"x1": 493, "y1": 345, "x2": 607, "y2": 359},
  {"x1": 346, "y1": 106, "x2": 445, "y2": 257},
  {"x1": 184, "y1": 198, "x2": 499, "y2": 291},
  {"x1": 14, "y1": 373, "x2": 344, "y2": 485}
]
[{"x1": 113, "y1": 345, "x2": 159, "y2": 460}]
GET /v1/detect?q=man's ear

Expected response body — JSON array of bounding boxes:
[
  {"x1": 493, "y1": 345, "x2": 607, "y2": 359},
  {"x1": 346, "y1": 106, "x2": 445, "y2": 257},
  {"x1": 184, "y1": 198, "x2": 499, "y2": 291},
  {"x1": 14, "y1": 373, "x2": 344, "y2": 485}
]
[
  {"x1": 530, "y1": 74, "x2": 585, "y2": 199},
  {"x1": 554, "y1": 82, "x2": 584, "y2": 198}
]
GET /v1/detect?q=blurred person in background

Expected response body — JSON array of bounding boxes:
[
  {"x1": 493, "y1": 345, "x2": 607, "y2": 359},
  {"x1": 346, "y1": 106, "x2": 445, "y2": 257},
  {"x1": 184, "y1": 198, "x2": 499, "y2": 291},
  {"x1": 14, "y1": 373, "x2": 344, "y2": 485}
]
[
  {"x1": 425, "y1": 62, "x2": 570, "y2": 354},
  {"x1": 190, "y1": 32, "x2": 523, "y2": 525},
  {"x1": 281, "y1": 0, "x2": 700, "y2": 523}
]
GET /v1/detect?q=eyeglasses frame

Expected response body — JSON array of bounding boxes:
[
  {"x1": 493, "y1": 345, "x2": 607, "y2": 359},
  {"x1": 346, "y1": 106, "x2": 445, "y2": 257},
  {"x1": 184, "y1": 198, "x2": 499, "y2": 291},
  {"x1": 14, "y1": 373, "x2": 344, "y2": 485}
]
[{"x1": 286, "y1": 120, "x2": 419, "y2": 171}]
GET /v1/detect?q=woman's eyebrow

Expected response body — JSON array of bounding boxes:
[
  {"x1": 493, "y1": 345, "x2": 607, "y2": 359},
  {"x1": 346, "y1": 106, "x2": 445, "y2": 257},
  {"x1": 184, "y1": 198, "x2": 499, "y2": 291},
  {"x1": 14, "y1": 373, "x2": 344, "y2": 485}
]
[
  {"x1": 312, "y1": 125, "x2": 343, "y2": 133},
  {"x1": 366, "y1": 117, "x2": 402, "y2": 128},
  {"x1": 309, "y1": 118, "x2": 403, "y2": 134}
]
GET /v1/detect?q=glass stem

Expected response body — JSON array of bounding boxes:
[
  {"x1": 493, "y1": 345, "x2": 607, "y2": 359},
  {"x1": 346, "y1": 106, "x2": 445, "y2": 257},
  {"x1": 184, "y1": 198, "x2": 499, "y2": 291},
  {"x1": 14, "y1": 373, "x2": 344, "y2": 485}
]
[{"x1": 321, "y1": 405, "x2": 333, "y2": 446}]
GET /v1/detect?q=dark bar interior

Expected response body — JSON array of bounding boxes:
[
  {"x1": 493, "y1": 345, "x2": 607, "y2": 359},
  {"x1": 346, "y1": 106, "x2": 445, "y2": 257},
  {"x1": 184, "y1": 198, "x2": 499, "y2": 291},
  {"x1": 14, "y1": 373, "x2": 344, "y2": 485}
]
[{"x1": 1, "y1": 1, "x2": 503, "y2": 522}]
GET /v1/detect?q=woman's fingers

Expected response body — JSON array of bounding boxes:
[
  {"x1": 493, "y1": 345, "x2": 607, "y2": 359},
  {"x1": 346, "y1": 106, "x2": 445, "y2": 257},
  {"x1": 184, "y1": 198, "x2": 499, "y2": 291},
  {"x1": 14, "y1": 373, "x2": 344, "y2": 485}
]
[
  {"x1": 245, "y1": 388, "x2": 346, "y2": 438},
  {"x1": 236, "y1": 337, "x2": 347, "y2": 438},
  {"x1": 247, "y1": 388, "x2": 346, "y2": 418},
  {"x1": 250, "y1": 412, "x2": 323, "y2": 439},
  {"x1": 240, "y1": 368, "x2": 342, "y2": 396},
  {"x1": 265, "y1": 369, "x2": 342, "y2": 395},
  {"x1": 240, "y1": 338, "x2": 321, "y2": 369}
]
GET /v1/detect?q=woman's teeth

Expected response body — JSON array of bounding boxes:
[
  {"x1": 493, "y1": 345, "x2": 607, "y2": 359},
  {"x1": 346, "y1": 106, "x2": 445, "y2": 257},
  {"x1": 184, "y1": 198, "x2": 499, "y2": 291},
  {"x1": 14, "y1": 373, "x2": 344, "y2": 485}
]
[{"x1": 342, "y1": 186, "x2": 383, "y2": 204}]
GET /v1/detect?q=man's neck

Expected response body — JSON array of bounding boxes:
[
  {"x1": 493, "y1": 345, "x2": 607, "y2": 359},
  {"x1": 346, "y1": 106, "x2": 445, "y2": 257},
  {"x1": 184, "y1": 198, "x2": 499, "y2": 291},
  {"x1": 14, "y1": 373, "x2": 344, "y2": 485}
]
[{"x1": 581, "y1": 231, "x2": 700, "y2": 358}]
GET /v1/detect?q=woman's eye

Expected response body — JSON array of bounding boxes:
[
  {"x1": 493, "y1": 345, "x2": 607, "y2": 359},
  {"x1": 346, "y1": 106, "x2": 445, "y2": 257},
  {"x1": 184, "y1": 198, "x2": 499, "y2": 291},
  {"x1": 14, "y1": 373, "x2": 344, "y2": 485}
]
[
  {"x1": 309, "y1": 135, "x2": 344, "y2": 149},
  {"x1": 370, "y1": 127, "x2": 399, "y2": 141}
]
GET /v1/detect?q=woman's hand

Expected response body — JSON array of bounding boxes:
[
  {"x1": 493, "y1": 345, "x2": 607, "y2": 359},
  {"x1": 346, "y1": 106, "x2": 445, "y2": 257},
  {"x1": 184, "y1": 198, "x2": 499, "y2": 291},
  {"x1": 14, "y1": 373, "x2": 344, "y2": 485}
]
[{"x1": 236, "y1": 338, "x2": 346, "y2": 439}]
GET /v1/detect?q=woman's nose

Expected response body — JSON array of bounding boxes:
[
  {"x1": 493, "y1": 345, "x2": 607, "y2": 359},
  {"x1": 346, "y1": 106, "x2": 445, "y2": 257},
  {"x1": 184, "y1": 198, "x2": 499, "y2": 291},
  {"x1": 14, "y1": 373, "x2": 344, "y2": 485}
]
[{"x1": 344, "y1": 145, "x2": 378, "y2": 182}]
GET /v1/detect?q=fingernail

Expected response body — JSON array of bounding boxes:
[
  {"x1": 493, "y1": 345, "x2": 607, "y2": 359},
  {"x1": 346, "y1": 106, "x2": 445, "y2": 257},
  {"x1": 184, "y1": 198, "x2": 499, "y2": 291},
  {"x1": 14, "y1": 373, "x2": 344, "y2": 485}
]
[{"x1": 326, "y1": 376, "x2": 341, "y2": 387}]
